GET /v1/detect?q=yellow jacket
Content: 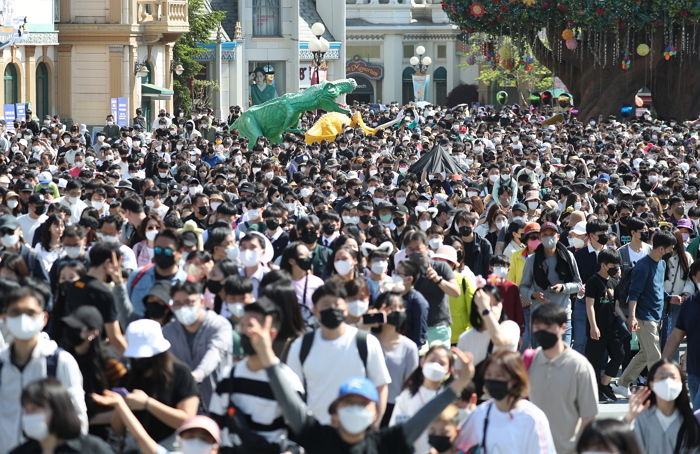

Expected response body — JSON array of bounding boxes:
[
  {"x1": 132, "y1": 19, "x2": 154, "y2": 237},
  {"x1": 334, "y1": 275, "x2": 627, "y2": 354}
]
[
  {"x1": 449, "y1": 268, "x2": 477, "y2": 344},
  {"x1": 507, "y1": 248, "x2": 530, "y2": 286}
]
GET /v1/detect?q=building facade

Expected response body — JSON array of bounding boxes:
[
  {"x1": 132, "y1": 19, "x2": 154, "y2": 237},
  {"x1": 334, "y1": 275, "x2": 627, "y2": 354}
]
[{"x1": 346, "y1": 0, "x2": 477, "y2": 105}]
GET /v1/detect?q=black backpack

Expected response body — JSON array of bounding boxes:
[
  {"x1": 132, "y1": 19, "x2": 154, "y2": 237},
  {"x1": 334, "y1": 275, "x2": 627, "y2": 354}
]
[{"x1": 0, "y1": 348, "x2": 62, "y2": 386}]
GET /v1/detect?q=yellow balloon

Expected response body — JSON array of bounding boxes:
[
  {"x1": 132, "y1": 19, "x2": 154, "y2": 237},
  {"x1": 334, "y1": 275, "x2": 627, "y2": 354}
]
[{"x1": 637, "y1": 44, "x2": 650, "y2": 56}]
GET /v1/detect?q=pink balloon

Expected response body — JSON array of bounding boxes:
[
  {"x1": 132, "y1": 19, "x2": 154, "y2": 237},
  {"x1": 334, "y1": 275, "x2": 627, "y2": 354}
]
[{"x1": 565, "y1": 39, "x2": 577, "y2": 50}]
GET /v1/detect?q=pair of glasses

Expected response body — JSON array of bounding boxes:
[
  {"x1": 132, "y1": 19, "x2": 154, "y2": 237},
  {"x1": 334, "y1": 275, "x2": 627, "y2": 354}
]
[{"x1": 154, "y1": 247, "x2": 174, "y2": 256}]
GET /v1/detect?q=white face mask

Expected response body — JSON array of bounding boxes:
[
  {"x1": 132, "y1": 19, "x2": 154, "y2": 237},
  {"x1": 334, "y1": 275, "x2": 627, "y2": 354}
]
[
  {"x1": 145, "y1": 230, "x2": 158, "y2": 242},
  {"x1": 1, "y1": 233, "x2": 19, "y2": 248},
  {"x1": 347, "y1": 300, "x2": 369, "y2": 317},
  {"x1": 92, "y1": 201, "x2": 104, "y2": 211},
  {"x1": 175, "y1": 306, "x2": 199, "y2": 326},
  {"x1": 334, "y1": 259, "x2": 353, "y2": 276},
  {"x1": 337, "y1": 405, "x2": 375, "y2": 434},
  {"x1": 419, "y1": 220, "x2": 432, "y2": 231},
  {"x1": 64, "y1": 245, "x2": 83, "y2": 259},
  {"x1": 98, "y1": 233, "x2": 120, "y2": 244},
  {"x1": 179, "y1": 438, "x2": 214, "y2": 454},
  {"x1": 227, "y1": 302, "x2": 245, "y2": 319},
  {"x1": 493, "y1": 266, "x2": 508, "y2": 278},
  {"x1": 211, "y1": 202, "x2": 221, "y2": 211},
  {"x1": 422, "y1": 361, "x2": 448, "y2": 382},
  {"x1": 6, "y1": 313, "x2": 44, "y2": 340},
  {"x1": 573, "y1": 201, "x2": 582, "y2": 211},
  {"x1": 428, "y1": 237, "x2": 443, "y2": 251},
  {"x1": 570, "y1": 237, "x2": 586, "y2": 249},
  {"x1": 247, "y1": 209, "x2": 260, "y2": 220},
  {"x1": 370, "y1": 260, "x2": 388, "y2": 275},
  {"x1": 7, "y1": 199, "x2": 18, "y2": 209},
  {"x1": 396, "y1": 196, "x2": 406, "y2": 205},
  {"x1": 22, "y1": 412, "x2": 49, "y2": 440},
  {"x1": 226, "y1": 245, "x2": 239, "y2": 261},
  {"x1": 527, "y1": 201, "x2": 539, "y2": 211},
  {"x1": 240, "y1": 249, "x2": 261, "y2": 267},
  {"x1": 495, "y1": 220, "x2": 507, "y2": 230},
  {"x1": 300, "y1": 187, "x2": 313, "y2": 198},
  {"x1": 652, "y1": 377, "x2": 683, "y2": 402}
]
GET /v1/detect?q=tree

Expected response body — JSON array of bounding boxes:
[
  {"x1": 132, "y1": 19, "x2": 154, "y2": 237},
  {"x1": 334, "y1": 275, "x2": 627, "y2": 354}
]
[
  {"x1": 441, "y1": 0, "x2": 700, "y2": 120},
  {"x1": 173, "y1": 0, "x2": 226, "y2": 114}
]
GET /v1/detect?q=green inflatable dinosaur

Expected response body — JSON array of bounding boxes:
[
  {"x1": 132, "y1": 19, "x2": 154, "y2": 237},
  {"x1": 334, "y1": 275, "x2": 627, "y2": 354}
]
[{"x1": 231, "y1": 78, "x2": 357, "y2": 143}]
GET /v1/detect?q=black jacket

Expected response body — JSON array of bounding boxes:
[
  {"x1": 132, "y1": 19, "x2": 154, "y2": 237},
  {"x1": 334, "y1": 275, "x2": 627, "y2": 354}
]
[{"x1": 463, "y1": 232, "x2": 493, "y2": 278}]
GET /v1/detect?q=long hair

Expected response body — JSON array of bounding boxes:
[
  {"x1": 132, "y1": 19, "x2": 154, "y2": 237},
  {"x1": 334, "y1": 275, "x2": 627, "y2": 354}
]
[
  {"x1": 260, "y1": 279, "x2": 305, "y2": 340},
  {"x1": 404, "y1": 345, "x2": 454, "y2": 396},
  {"x1": 646, "y1": 359, "x2": 700, "y2": 451},
  {"x1": 38, "y1": 214, "x2": 64, "y2": 251},
  {"x1": 576, "y1": 419, "x2": 644, "y2": 454},
  {"x1": 21, "y1": 378, "x2": 82, "y2": 440},
  {"x1": 126, "y1": 350, "x2": 175, "y2": 393},
  {"x1": 669, "y1": 230, "x2": 691, "y2": 280},
  {"x1": 469, "y1": 284, "x2": 505, "y2": 331}
]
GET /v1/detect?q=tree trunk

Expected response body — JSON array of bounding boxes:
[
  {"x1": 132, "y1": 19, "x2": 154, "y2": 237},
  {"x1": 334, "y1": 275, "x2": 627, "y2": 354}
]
[{"x1": 650, "y1": 58, "x2": 700, "y2": 120}]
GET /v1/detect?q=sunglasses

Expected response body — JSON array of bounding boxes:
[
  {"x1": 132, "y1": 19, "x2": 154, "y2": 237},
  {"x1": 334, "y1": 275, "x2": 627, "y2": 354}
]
[{"x1": 154, "y1": 247, "x2": 174, "y2": 256}]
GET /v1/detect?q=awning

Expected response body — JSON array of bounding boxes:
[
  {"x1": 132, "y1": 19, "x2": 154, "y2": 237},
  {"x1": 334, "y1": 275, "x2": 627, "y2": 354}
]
[{"x1": 141, "y1": 83, "x2": 174, "y2": 99}]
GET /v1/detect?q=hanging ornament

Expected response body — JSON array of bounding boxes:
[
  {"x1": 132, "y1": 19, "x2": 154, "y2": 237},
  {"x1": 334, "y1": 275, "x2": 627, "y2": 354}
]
[
  {"x1": 634, "y1": 95, "x2": 644, "y2": 107},
  {"x1": 565, "y1": 39, "x2": 578, "y2": 50},
  {"x1": 636, "y1": 43, "x2": 650, "y2": 56},
  {"x1": 621, "y1": 55, "x2": 631, "y2": 70},
  {"x1": 562, "y1": 29, "x2": 574, "y2": 41},
  {"x1": 468, "y1": 2, "x2": 486, "y2": 17},
  {"x1": 620, "y1": 105, "x2": 634, "y2": 118},
  {"x1": 501, "y1": 58, "x2": 516, "y2": 70},
  {"x1": 663, "y1": 45, "x2": 677, "y2": 60},
  {"x1": 496, "y1": 91, "x2": 509, "y2": 104}
]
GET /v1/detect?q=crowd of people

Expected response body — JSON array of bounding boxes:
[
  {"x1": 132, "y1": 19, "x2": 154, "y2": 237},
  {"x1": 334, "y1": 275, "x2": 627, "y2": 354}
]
[{"x1": 0, "y1": 101, "x2": 700, "y2": 453}]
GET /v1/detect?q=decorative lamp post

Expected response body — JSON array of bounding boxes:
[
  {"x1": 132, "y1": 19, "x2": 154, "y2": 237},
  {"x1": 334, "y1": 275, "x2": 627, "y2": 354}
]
[{"x1": 309, "y1": 22, "x2": 330, "y2": 85}]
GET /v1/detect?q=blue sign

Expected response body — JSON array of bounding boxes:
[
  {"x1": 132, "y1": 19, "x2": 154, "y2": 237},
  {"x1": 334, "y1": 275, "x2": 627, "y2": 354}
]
[
  {"x1": 15, "y1": 103, "x2": 25, "y2": 121},
  {"x1": 110, "y1": 98, "x2": 118, "y2": 121},
  {"x1": 3, "y1": 104, "x2": 15, "y2": 131},
  {"x1": 117, "y1": 97, "x2": 128, "y2": 127}
]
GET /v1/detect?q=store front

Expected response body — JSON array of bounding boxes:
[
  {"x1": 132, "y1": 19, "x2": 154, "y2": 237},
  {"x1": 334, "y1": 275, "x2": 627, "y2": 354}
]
[{"x1": 346, "y1": 56, "x2": 383, "y2": 105}]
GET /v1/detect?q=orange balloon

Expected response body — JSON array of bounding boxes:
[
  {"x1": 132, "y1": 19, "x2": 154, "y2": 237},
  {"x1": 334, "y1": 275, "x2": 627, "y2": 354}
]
[{"x1": 561, "y1": 29, "x2": 574, "y2": 40}]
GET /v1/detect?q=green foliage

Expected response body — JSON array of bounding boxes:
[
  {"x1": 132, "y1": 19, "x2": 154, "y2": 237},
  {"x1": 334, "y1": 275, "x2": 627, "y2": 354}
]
[{"x1": 173, "y1": 0, "x2": 226, "y2": 113}]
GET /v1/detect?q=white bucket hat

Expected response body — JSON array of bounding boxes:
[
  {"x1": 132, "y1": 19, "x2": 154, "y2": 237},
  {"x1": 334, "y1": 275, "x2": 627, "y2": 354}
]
[{"x1": 123, "y1": 319, "x2": 171, "y2": 358}]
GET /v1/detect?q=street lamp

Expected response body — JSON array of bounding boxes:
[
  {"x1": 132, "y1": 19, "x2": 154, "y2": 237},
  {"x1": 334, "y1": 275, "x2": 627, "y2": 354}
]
[
  {"x1": 134, "y1": 62, "x2": 149, "y2": 78},
  {"x1": 410, "y1": 45, "x2": 432, "y2": 74},
  {"x1": 170, "y1": 60, "x2": 184, "y2": 76},
  {"x1": 309, "y1": 22, "x2": 329, "y2": 85}
]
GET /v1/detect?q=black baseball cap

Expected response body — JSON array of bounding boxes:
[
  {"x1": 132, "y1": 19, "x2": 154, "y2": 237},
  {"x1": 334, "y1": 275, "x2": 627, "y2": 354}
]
[{"x1": 62, "y1": 305, "x2": 104, "y2": 332}]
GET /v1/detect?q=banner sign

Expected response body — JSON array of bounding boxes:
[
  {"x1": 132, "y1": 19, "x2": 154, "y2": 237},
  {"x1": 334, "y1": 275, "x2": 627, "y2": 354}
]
[
  {"x1": 412, "y1": 74, "x2": 431, "y2": 102},
  {"x1": 14, "y1": 102, "x2": 25, "y2": 120},
  {"x1": 110, "y1": 98, "x2": 118, "y2": 120},
  {"x1": 346, "y1": 56, "x2": 384, "y2": 80},
  {"x1": 3, "y1": 104, "x2": 15, "y2": 131},
  {"x1": 117, "y1": 97, "x2": 128, "y2": 127}
]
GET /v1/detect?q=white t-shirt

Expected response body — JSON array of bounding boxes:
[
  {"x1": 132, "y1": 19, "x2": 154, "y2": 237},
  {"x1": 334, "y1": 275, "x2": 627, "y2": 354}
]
[
  {"x1": 456, "y1": 400, "x2": 556, "y2": 454},
  {"x1": 18, "y1": 213, "x2": 46, "y2": 243},
  {"x1": 627, "y1": 242, "x2": 652, "y2": 267},
  {"x1": 457, "y1": 320, "x2": 521, "y2": 364},
  {"x1": 286, "y1": 325, "x2": 391, "y2": 424},
  {"x1": 389, "y1": 385, "x2": 442, "y2": 454}
]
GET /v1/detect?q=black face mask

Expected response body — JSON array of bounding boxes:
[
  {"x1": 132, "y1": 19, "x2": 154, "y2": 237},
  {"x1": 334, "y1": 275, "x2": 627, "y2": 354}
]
[
  {"x1": 485, "y1": 379, "x2": 509, "y2": 400},
  {"x1": 205, "y1": 279, "x2": 222, "y2": 294},
  {"x1": 145, "y1": 301, "x2": 169, "y2": 320},
  {"x1": 639, "y1": 231, "x2": 650, "y2": 242},
  {"x1": 60, "y1": 326, "x2": 84, "y2": 350},
  {"x1": 459, "y1": 226, "x2": 473, "y2": 237},
  {"x1": 153, "y1": 251, "x2": 176, "y2": 269},
  {"x1": 296, "y1": 256, "x2": 313, "y2": 271},
  {"x1": 533, "y1": 329, "x2": 559, "y2": 350},
  {"x1": 607, "y1": 266, "x2": 620, "y2": 278},
  {"x1": 597, "y1": 233, "x2": 610, "y2": 245},
  {"x1": 300, "y1": 229, "x2": 318, "y2": 244},
  {"x1": 359, "y1": 214, "x2": 372, "y2": 224},
  {"x1": 319, "y1": 308, "x2": 344, "y2": 329},
  {"x1": 387, "y1": 311, "x2": 407, "y2": 329},
  {"x1": 663, "y1": 252, "x2": 673, "y2": 261},
  {"x1": 428, "y1": 435, "x2": 453, "y2": 453},
  {"x1": 198, "y1": 206, "x2": 209, "y2": 216},
  {"x1": 240, "y1": 334, "x2": 256, "y2": 356},
  {"x1": 34, "y1": 204, "x2": 46, "y2": 215},
  {"x1": 393, "y1": 217, "x2": 405, "y2": 228},
  {"x1": 266, "y1": 219, "x2": 279, "y2": 231},
  {"x1": 321, "y1": 223, "x2": 335, "y2": 236},
  {"x1": 620, "y1": 216, "x2": 630, "y2": 226}
]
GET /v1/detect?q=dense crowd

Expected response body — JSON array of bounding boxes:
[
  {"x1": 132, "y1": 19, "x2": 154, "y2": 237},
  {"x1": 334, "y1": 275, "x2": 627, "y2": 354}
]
[{"x1": 0, "y1": 102, "x2": 700, "y2": 454}]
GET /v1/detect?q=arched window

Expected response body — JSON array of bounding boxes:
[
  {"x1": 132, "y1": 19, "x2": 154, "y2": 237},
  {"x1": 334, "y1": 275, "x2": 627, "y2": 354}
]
[
  {"x1": 434, "y1": 66, "x2": 447, "y2": 106},
  {"x1": 402, "y1": 67, "x2": 415, "y2": 105},
  {"x1": 36, "y1": 63, "x2": 49, "y2": 119},
  {"x1": 4, "y1": 64, "x2": 18, "y2": 105}
]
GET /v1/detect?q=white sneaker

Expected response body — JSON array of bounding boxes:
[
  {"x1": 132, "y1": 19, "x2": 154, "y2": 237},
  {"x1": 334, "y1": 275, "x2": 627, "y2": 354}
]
[{"x1": 610, "y1": 383, "x2": 629, "y2": 398}]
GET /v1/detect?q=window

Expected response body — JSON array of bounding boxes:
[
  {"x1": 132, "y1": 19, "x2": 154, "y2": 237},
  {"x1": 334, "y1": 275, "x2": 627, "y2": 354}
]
[
  {"x1": 347, "y1": 46, "x2": 381, "y2": 59},
  {"x1": 36, "y1": 63, "x2": 49, "y2": 119},
  {"x1": 403, "y1": 45, "x2": 414, "y2": 59},
  {"x1": 54, "y1": 0, "x2": 60, "y2": 22},
  {"x1": 4, "y1": 64, "x2": 18, "y2": 105},
  {"x1": 402, "y1": 67, "x2": 415, "y2": 105},
  {"x1": 437, "y1": 45, "x2": 446, "y2": 59},
  {"x1": 253, "y1": 0, "x2": 281, "y2": 37},
  {"x1": 434, "y1": 66, "x2": 447, "y2": 106}
]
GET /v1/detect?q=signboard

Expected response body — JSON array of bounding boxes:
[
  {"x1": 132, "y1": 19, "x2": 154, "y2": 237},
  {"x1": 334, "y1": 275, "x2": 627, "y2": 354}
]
[
  {"x1": 110, "y1": 98, "x2": 118, "y2": 120},
  {"x1": 14, "y1": 102, "x2": 25, "y2": 120},
  {"x1": 0, "y1": 1, "x2": 27, "y2": 51},
  {"x1": 3, "y1": 105, "x2": 15, "y2": 131},
  {"x1": 117, "y1": 97, "x2": 128, "y2": 127},
  {"x1": 346, "y1": 56, "x2": 384, "y2": 80},
  {"x1": 412, "y1": 74, "x2": 430, "y2": 102},
  {"x1": 299, "y1": 65, "x2": 327, "y2": 89}
]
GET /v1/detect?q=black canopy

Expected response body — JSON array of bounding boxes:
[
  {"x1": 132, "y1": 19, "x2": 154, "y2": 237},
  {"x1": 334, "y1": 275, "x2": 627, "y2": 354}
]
[{"x1": 409, "y1": 145, "x2": 467, "y2": 175}]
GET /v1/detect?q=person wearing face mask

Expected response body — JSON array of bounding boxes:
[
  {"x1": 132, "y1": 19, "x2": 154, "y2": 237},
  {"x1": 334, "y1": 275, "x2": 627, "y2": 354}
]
[
  {"x1": 208, "y1": 298, "x2": 303, "y2": 452},
  {"x1": 458, "y1": 286, "x2": 520, "y2": 399},
  {"x1": 262, "y1": 206, "x2": 288, "y2": 261},
  {"x1": 330, "y1": 246, "x2": 360, "y2": 283},
  {"x1": 392, "y1": 259, "x2": 430, "y2": 348},
  {"x1": 95, "y1": 215, "x2": 138, "y2": 272},
  {"x1": 426, "y1": 404, "x2": 464, "y2": 454},
  {"x1": 576, "y1": 418, "x2": 644, "y2": 454},
  {"x1": 519, "y1": 222, "x2": 582, "y2": 346},
  {"x1": 527, "y1": 303, "x2": 598, "y2": 454},
  {"x1": 452, "y1": 212, "x2": 492, "y2": 278},
  {"x1": 163, "y1": 281, "x2": 232, "y2": 410},
  {"x1": 132, "y1": 214, "x2": 164, "y2": 268},
  {"x1": 661, "y1": 229, "x2": 696, "y2": 357},
  {"x1": 506, "y1": 221, "x2": 540, "y2": 286},
  {"x1": 0, "y1": 287, "x2": 88, "y2": 454},
  {"x1": 286, "y1": 281, "x2": 392, "y2": 426},
  {"x1": 342, "y1": 278, "x2": 372, "y2": 326},
  {"x1": 17, "y1": 193, "x2": 48, "y2": 244},
  {"x1": 364, "y1": 249, "x2": 393, "y2": 303},
  {"x1": 619, "y1": 231, "x2": 681, "y2": 392},
  {"x1": 247, "y1": 306, "x2": 476, "y2": 454},
  {"x1": 296, "y1": 216, "x2": 332, "y2": 278},
  {"x1": 142, "y1": 280, "x2": 174, "y2": 327},
  {"x1": 56, "y1": 179, "x2": 87, "y2": 225},
  {"x1": 9, "y1": 378, "x2": 112, "y2": 454},
  {"x1": 0, "y1": 215, "x2": 51, "y2": 289},
  {"x1": 279, "y1": 242, "x2": 324, "y2": 320},
  {"x1": 583, "y1": 249, "x2": 627, "y2": 403},
  {"x1": 456, "y1": 350, "x2": 556, "y2": 454},
  {"x1": 624, "y1": 359, "x2": 700, "y2": 454},
  {"x1": 237, "y1": 233, "x2": 270, "y2": 298},
  {"x1": 390, "y1": 345, "x2": 455, "y2": 453},
  {"x1": 127, "y1": 229, "x2": 188, "y2": 318},
  {"x1": 373, "y1": 293, "x2": 419, "y2": 427}
]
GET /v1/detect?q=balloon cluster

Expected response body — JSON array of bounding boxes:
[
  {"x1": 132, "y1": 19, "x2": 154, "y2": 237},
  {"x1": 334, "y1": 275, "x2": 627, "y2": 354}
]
[
  {"x1": 621, "y1": 56, "x2": 631, "y2": 70},
  {"x1": 664, "y1": 45, "x2": 677, "y2": 60}
]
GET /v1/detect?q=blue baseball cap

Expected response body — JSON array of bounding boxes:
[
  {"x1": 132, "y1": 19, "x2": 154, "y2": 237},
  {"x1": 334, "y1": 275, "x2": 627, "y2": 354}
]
[{"x1": 329, "y1": 377, "x2": 378, "y2": 413}]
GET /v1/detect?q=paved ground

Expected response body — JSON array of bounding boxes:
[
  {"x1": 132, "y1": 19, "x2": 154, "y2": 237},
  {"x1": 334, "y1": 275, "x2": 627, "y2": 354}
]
[{"x1": 599, "y1": 400, "x2": 628, "y2": 419}]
